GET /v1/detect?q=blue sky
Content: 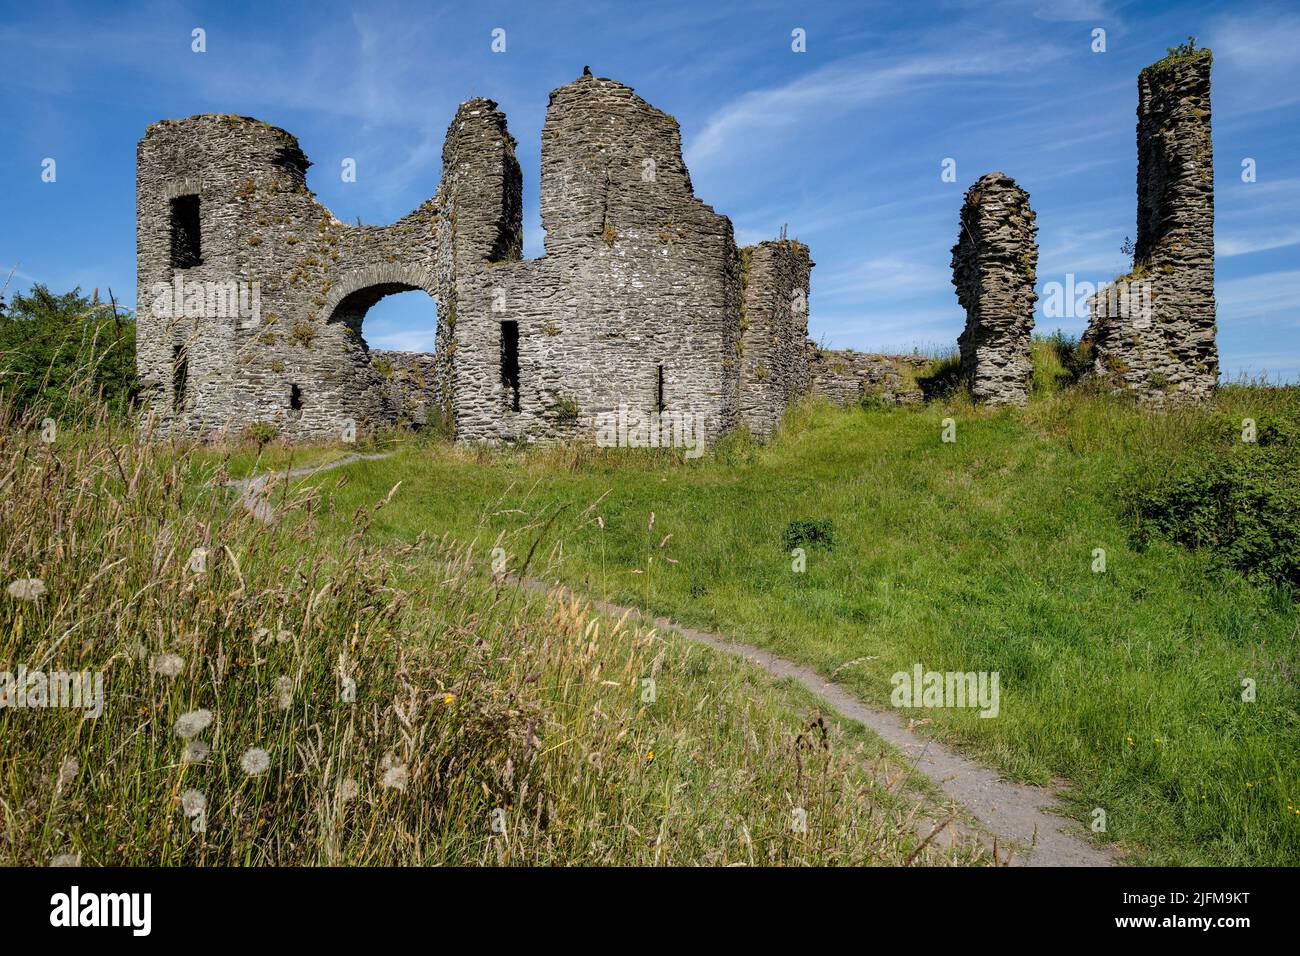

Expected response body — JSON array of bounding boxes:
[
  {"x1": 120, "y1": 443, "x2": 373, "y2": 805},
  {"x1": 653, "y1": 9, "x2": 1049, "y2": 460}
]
[{"x1": 2, "y1": 0, "x2": 1297, "y2": 381}]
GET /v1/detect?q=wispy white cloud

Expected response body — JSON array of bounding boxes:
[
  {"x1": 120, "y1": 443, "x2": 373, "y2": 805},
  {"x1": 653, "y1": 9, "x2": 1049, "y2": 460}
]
[
  {"x1": 1218, "y1": 229, "x2": 1300, "y2": 257},
  {"x1": 816, "y1": 256, "x2": 950, "y2": 301},
  {"x1": 1218, "y1": 269, "x2": 1300, "y2": 324},
  {"x1": 685, "y1": 41, "x2": 1066, "y2": 171}
]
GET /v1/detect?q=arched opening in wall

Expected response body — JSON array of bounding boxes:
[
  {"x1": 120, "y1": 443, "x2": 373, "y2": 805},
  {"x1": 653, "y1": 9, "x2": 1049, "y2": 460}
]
[{"x1": 325, "y1": 285, "x2": 442, "y2": 428}]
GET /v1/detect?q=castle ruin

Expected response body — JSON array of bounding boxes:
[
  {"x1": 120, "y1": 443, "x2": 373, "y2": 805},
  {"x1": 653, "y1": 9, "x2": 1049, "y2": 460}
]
[
  {"x1": 135, "y1": 74, "x2": 813, "y2": 446},
  {"x1": 136, "y1": 52, "x2": 1219, "y2": 444},
  {"x1": 1082, "y1": 47, "x2": 1217, "y2": 403},
  {"x1": 950, "y1": 172, "x2": 1039, "y2": 406}
]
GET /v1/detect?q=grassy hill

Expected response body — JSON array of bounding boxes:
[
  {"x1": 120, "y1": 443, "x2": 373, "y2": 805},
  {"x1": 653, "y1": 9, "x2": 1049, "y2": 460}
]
[
  {"x1": 223, "y1": 380, "x2": 1300, "y2": 866},
  {"x1": 0, "y1": 397, "x2": 988, "y2": 866}
]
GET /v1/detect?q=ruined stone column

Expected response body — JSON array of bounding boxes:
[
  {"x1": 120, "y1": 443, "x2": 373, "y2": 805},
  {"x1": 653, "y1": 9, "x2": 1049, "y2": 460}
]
[
  {"x1": 738, "y1": 239, "x2": 812, "y2": 438},
  {"x1": 950, "y1": 172, "x2": 1038, "y2": 406},
  {"x1": 1083, "y1": 45, "x2": 1216, "y2": 403}
]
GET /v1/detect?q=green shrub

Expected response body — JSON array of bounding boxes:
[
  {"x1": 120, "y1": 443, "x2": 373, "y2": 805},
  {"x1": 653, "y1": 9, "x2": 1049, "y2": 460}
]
[
  {"x1": 1124, "y1": 414, "x2": 1300, "y2": 592},
  {"x1": 859, "y1": 388, "x2": 892, "y2": 411},
  {"x1": 0, "y1": 284, "x2": 137, "y2": 420},
  {"x1": 783, "y1": 518, "x2": 836, "y2": 552},
  {"x1": 244, "y1": 421, "x2": 279, "y2": 450},
  {"x1": 915, "y1": 353, "x2": 963, "y2": 400},
  {"x1": 1032, "y1": 332, "x2": 1090, "y2": 396}
]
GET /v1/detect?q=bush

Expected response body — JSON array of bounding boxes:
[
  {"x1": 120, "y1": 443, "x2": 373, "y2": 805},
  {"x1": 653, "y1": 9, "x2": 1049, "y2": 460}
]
[
  {"x1": 783, "y1": 518, "x2": 836, "y2": 552},
  {"x1": 0, "y1": 284, "x2": 137, "y2": 420},
  {"x1": 1124, "y1": 414, "x2": 1300, "y2": 592}
]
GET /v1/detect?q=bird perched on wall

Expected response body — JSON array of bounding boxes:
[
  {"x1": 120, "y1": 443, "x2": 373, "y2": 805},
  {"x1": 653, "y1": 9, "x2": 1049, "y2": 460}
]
[{"x1": 583, "y1": 65, "x2": 592, "y2": 76}]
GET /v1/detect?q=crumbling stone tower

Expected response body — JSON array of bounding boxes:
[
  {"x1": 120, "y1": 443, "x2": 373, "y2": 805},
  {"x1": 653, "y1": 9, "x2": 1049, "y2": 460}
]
[
  {"x1": 737, "y1": 240, "x2": 813, "y2": 438},
  {"x1": 454, "y1": 75, "x2": 746, "y2": 444},
  {"x1": 136, "y1": 74, "x2": 804, "y2": 446},
  {"x1": 135, "y1": 102, "x2": 518, "y2": 439},
  {"x1": 1083, "y1": 46, "x2": 1217, "y2": 403},
  {"x1": 950, "y1": 172, "x2": 1038, "y2": 406}
]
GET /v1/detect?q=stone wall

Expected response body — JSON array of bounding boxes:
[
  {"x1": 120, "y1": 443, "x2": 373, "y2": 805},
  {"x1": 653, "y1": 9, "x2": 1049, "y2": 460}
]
[
  {"x1": 137, "y1": 75, "x2": 805, "y2": 448},
  {"x1": 135, "y1": 101, "x2": 517, "y2": 441},
  {"x1": 950, "y1": 172, "x2": 1038, "y2": 406},
  {"x1": 371, "y1": 350, "x2": 443, "y2": 429},
  {"x1": 1083, "y1": 48, "x2": 1217, "y2": 404},
  {"x1": 452, "y1": 75, "x2": 744, "y2": 445},
  {"x1": 738, "y1": 240, "x2": 813, "y2": 438},
  {"x1": 807, "y1": 347, "x2": 927, "y2": 406}
]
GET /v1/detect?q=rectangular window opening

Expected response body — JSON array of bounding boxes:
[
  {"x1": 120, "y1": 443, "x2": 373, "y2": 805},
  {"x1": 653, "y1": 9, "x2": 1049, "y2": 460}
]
[
  {"x1": 172, "y1": 345, "x2": 189, "y2": 413},
  {"x1": 290, "y1": 383, "x2": 303, "y2": 411},
  {"x1": 500, "y1": 320, "x2": 520, "y2": 412},
  {"x1": 656, "y1": 364, "x2": 666, "y2": 413},
  {"x1": 170, "y1": 194, "x2": 202, "y2": 269}
]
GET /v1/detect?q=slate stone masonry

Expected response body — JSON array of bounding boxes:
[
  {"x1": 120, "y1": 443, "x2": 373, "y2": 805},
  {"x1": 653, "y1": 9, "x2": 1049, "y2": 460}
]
[
  {"x1": 950, "y1": 172, "x2": 1038, "y2": 407},
  {"x1": 136, "y1": 75, "x2": 800, "y2": 447},
  {"x1": 1083, "y1": 47, "x2": 1217, "y2": 404}
]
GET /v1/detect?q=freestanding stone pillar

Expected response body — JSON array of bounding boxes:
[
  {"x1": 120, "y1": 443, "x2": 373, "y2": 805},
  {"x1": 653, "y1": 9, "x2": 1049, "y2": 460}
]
[
  {"x1": 1083, "y1": 45, "x2": 1217, "y2": 404},
  {"x1": 951, "y1": 172, "x2": 1038, "y2": 406}
]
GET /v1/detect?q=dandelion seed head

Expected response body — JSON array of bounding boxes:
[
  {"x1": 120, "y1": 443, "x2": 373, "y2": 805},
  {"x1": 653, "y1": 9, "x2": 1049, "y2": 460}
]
[
  {"x1": 7, "y1": 578, "x2": 46, "y2": 601},
  {"x1": 382, "y1": 765, "x2": 409, "y2": 791},
  {"x1": 153, "y1": 653, "x2": 184, "y2": 678},
  {"x1": 183, "y1": 740, "x2": 210, "y2": 764},
  {"x1": 174, "y1": 708, "x2": 213, "y2": 739},
  {"x1": 49, "y1": 853, "x2": 81, "y2": 867},
  {"x1": 338, "y1": 778, "x2": 359, "y2": 802},
  {"x1": 180, "y1": 789, "x2": 206, "y2": 817},
  {"x1": 240, "y1": 746, "x2": 270, "y2": 776},
  {"x1": 57, "y1": 757, "x2": 79, "y2": 788}
]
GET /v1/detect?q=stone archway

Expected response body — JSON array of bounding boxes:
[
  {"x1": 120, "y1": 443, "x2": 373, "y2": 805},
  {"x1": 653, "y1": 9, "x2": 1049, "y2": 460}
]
[
  {"x1": 319, "y1": 264, "x2": 440, "y2": 332},
  {"x1": 320, "y1": 265, "x2": 446, "y2": 431}
]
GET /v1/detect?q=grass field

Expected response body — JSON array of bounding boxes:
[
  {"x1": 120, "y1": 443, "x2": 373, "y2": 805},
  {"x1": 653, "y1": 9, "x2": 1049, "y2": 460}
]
[
  {"x1": 228, "y1": 381, "x2": 1300, "y2": 866},
  {"x1": 0, "y1": 398, "x2": 984, "y2": 866}
]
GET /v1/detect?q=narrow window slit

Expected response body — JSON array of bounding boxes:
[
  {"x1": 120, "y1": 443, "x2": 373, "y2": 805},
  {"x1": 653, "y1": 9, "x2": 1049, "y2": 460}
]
[
  {"x1": 656, "y1": 364, "x2": 666, "y2": 413},
  {"x1": 172, "y1": 345, "x2": 189, "y2": 413},
  {"x1": 500, "y1": 320, "x2": 520, "y2": 411},
  {"x1": 170, "y1": 194, "x2": 202, "y2": 269}
]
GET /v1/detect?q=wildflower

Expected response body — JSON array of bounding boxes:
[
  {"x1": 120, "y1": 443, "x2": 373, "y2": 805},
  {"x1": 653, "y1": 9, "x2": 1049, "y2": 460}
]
[
  {"x1": 183, "y1": 740, "x2": 210, "y2": 764},
  {"x1": 153, "y1": 653, "x2": 184, "y2": 678},
  {"x1": 645, "y1": 750, "x2": 655, "y2": 763},
  {"x1": 174, "y1": 708, "x2": 213, "y2": 739},
  {"x1": 240, "y1": 747, "x2": 270, "y2": 776},
  {"x1": 442, "y1": 693, "x2": 456, "y2": 705},
  {"x1": 382, "y1": 765, "x2": 409, "y2": 791},
  {"x1": 7, "y1": 578, "x2": 46, "y2": 601},
  {"x1": 338, "y1": 778, "x2": 359, "y2": 803},
  {"x1": 180, "y1": 789, "x2": 206, "y2": 818}
]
